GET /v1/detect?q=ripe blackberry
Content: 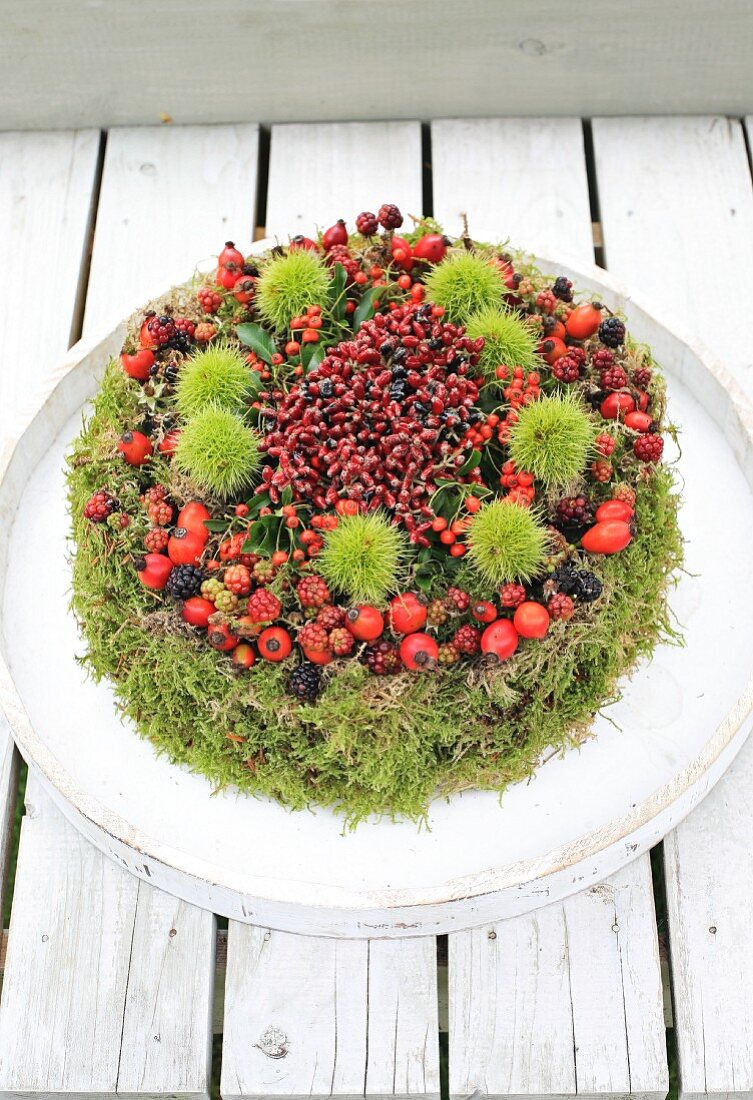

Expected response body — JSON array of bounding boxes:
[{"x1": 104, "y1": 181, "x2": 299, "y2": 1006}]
[
  {"x1": 329, "y1": 627, "x2": 355, "y2": 656},
  {"x1": 317, "y1": 604, "x2": 346, "y2": 631},
  {"x1": 634, "y1": 433, "x2": 664, "y2": 463},
  {"x1": 552, "y1": 560, "x2": 580, "y2": 595},
  {"x1": 297, "y1": 574, "x2": 330, "y2": 609},
  {"x1": 84, "y1": 489, "x2": 116, "y2": 523},
  {"x1": 452, "y1": 624, "x2": 481, "y2": 655},
  {"x1": 556, "y1": 497, "x2": 593, "y2": 525},
  {"x1": 224, "y1": 563, "x2": 252, "y2": 596},
  {"x1": 552, "y1": 276, "x2": 573, "y2": 302},
  {"x1": 166, "y1": 564, "x2": 204, "y2": 600},
  {"x1": 437, "y1": 643, "x2": 460, "y2": 666},
  {"x1": 599, "y1": 365, "x2": 628, "y2": 391},
  {"x1": 632, "y1": 366, "x2": 652, "y2": 389},
  {"x1": 355, "y1": 211, "x2": 379, "y2": 236},
  {"x1": 552, "y1": 354, "x2": 580, "y2": 383},
  {"x1": 575, "y1": 570, "x2": 603, "y2": 603},
  {"x1": 548, "y1": 592, "x2": 575, "y2": 621},
  {"x1": 364, "y1": 640, "x2": 402, "y2": 675},
  {"x1": 426, "y1": 598, "x2": 448, "y2": 627},
  {"x1": 298, "y1": 621, "x2": 330, "y2": 652},
  {"x1": 146, "y1": 314, "x2": 176, "y2": 347},
  {"x1": 499, "y1": 582, "x2": 526, "y2": 609},
  {"x1": 377, "y1": 203, "x2": 403, "y2": 230},
  {"x1": 445, "y1": 586, "x2": 471, "y2": 613},
  {"x1": 168, "y1": 330, "x2": 193, "y2": 354},
  {"x1": 598, "y1": 317, "x2": 626, "y2": 348},
  {"x1": 145, "y1": 527, "x2": 169, "y2": 553},
  {"x1": 246, "y1": 587, "x2": 282, "y2": 623},
  {"x1": 289, "y1": 662, "x2": 321, "y2": 702}
]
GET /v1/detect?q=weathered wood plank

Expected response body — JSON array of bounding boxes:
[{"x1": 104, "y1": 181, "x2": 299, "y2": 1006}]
[
  {"x1": 265, "y1": 121, "x2": 422, "y2": 239},
  {"x1": 592, "y1": 115, "x2": 753, "y2": 397},
  {"x1": 84, "y1": 123, "x2": 260, "y2": 334},
  {"x1": 0, "y1": 128, "x2": 100, "y2": 432},
  {"x1": 434, "y1": 114, "x2": 667, "y2": 1100},
  {"x1": 1, "y1": 2, "x2": 751, "y2": 130},
  {"x1": 431, "y1": 118, "x2": 593, "y2": 262},
  {"x1": 449, "y1": 860, "x2": 666, "y2": 1100},
  {"x1": 594, "y1": 115, "x2": 753, "y2": 1100},
  {"x1": 221, "y1": 926, "x2": 440, "y2": 1100}
]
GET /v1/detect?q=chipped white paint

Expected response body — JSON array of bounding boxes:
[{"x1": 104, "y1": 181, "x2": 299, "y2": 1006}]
[
  {"x1": 221, "y1": 926, "x2": 439, "y2": 1100},
  {"x1": 1, "y1": 249, "x2": 752, "y2": 937}
]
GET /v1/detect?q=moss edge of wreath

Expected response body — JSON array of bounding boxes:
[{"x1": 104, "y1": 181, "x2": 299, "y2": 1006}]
[{"x1": 66, "y1": 338, "x2": 683, "y2": 828}]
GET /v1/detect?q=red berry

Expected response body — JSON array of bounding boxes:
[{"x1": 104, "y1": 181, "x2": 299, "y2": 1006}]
[
  {"x1": 596, "y1": 499, "x2": 634, "y2": 523},
  {"x1": 355, "y1": 211, "x2": 379, "y2": 236},
  {"x1": 135, "y1": 553, "x2": 173, "y2": 591},
  {"x1": 581, "y1": 520, "x2": 633, "y2": 554},
  {"x1": 480, "y1": 619, "x2": 519, "y2": 660},
  {"x1": 513, "y1": 601, "x2": 550, "y2": 639},
  {"x1": 177, "y1": 502, "x2": 211, "y2": 542},
  {"x1": 413, "y1": 233, "x2": 447, "y2": 263},
  {"x1": 625, "y1": 411, "x2": 653, "y2": 434},
  {"x1": 208, "y1": 623, "x2": 238, "y2": 652},
  {"x1": 600, "y1": 392, "x2": 635, "y2": 420},
  {"x1": 168, "y1": 527, "x2": 206, "y2": 566},
  {"x1": 565, "y1": 303, "x2": 602, "y2": 340},
  {"x1": 181, "y1": 597, "x2": 216, "y2": 628},
  {"x1": 389, "y1": 593, "x2": 427, "y2": 635},
  {"x1": 219, "y1": 241, "x2": 244, "y2": 268},
  {"x1": 289, "y1": 235, "x2": 318, "y2": 251},
  {"x1": 548, "y1": 592, "x2": 575, "y2": 621},
  {"x1": 346, "y1": 605, "x2": 385, "y2": 642},
  {"x1": 121, "y1": 348, "x2": 154, "y2": 381},
  {"x1": 118, "y1": 430, "x2": 152, "y2": 466},
  {"x1": 232, "y1": 643, "x2": 256, "y2": 669},
  {"x1": 399, "y1": 632, "x2": 439, "y2": 671},
  {"x1": 471, "y1": 600, "x2": 497, "y2": 624},
  {"x1": 159, "y1": 430, "x2": 180, "y2": 456},
  {"x1": 633, "y1": 432, "x2": 664, "y2": 463},
  {"x1": 258, "y1": 626, "x2": 292, "y2": 661},
  {"x1": 322, "y1": 220, "x2": 348, "y2": 250}
]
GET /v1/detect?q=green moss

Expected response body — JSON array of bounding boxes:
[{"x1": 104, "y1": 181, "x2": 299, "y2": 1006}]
[
  {"x1": 508, "y1": 392, "x2": 595, "y2": 487},
  {"x1": 467, "y1": 499, "x2": 549, "y2": 585},
  {"x1": 174, "y1": 405, "x2": 261, "y2": 498},
  {"x1": 67, "y1": 329, "x2": 683, "y2": 827},
  {"x1": 256, "y1": 250, "x2": 331, "y2": 331},
  {"x1": 465, "y1": 305, "x2": 539, "y2": 379},
  {"x1": 175, "y1": 341, "x2": 253, "y2": 417},
  {"x1": 319, "y1": 511, "x2": 405, "y2": 604},
  {"x1": 423, "y1": 251, "x2": 505, "y2": 322}
]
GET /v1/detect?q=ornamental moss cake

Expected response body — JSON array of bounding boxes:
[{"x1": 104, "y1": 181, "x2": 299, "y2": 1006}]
[{"x1": 68, "y1": 208, "x2": 682, "y2": 824}]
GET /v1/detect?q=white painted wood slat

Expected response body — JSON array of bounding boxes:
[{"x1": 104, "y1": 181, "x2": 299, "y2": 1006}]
[
  {"x1": 449, "y1": 860, "x2": 666, "y2": 1100},
  {"x1": 222, "y1": 118, "x2": 439, "y2": 1099},
  {"x1": 431, "y1": 116, "x2": 667, "y2": 1100},
  {"x1": 593, "y1": 114, "x2": 753, "y2": 1100},
  {"x1": 221, "y1": 926, "x2": 439, "y2": 1100},
  {"x1": 265, "y1": 121, "x2": 423, "y2": 241},
  {"x1": 84, "y1": 123, "x2": 260, "y2": 335},
  {"x1": 431, "y1": 118, "x2": 593, "y2": 264}
]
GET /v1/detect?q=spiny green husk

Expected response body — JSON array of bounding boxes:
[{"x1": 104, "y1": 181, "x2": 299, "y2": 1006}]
[
  {"x1": 508, "y1": 392, "x2": 595, "y2": 487},
  {"x1": 467, "y1": 499, "x2": 549, "y2": 584},
  {"x1": 465, "y1": 305, "x2": 540, "y2": 379},
  {"x1": 174, "y1": 404, "x2": 261, "y2": 497},
  {"x1": 423, "y1": 251, "x2": 505, "y2": 322},
  {"x1": 256, "y1": 249, "x2": 331, "y2": 331},
  {"x1": 318, "y1": 511, "x2": 406, "y2": 604},
  {"x1": 175, "y1": 341, "x2": 253, "y2": 417}
]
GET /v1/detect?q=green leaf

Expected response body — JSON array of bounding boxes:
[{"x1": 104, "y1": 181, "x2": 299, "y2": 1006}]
[
  {"x1": 330, "y1": 263, "x2": 348, "y2": 321},
  {"x1": 353, "y1": 285, "x2": 393, "y2": 329},
  {"x1": 236, "y1": 322, "x2": 277, "y2": 364},
  {"x1": 281, "y1": 486, "x2": 293, "y2": 507},
  {"x1": 457, "y1": 450, "x2": 482, "y2": 475},
  {"x1": 203, "y1": 519, "x2": 231, "y2": 533},
  {"x1": 414, "y1": 571, "x2": 433, "y2": 593},
  {"x1": 302, "y1": 342, "x2": 325, "y2": 373}
]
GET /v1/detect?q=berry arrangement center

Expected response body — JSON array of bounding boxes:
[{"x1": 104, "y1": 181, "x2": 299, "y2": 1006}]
[{"x1": 69, "y1": 207, "x2": 682, "y2": 823}]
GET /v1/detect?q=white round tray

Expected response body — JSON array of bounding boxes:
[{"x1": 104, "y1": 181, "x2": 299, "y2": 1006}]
[{"x1": 2, "y1": 252, "x2": 753, "y2": 939}]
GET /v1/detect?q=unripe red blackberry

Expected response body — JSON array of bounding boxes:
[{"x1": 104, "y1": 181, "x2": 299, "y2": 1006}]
[
  {"x1": 145, "y1": 314, "x2": 176, "y2": 347},
  {"x1": 246, "y1": 587, "x2": 282, "y2": 623},
  {"x1": 632, "y1": 366, "x2": 652, "y2": 389},
  {"x1": 148, "y1": 499, "x2": 174, "y2": 526},
  {"x1": 595, "y1": 432, "x2": 616, "y2": 457},
  {"x1": 84, "y1": 489, "x2": 116, "y2": 523},
  {"x1": 197, "y1": 286, "x2": 222, "y2": 313},
  {"x1": 556, "y1": 496, "x2": 593, "y2": 524},
  {"x1": 326, "y1": 244, "x2": 360, "y2": 281},
  {"x1": 599, "y1": 365, "x2": 628, "y2": 391},
  {"x1": 224, "y1": 563, "x2": 252, "y2": 596},
  {"x1": 377, "y1": 203, "x2": 403, "y2": 230},
  {"x1": 445, "y1": 586, "x2": 471, "y2": 613},
  {"x1": 590, "y1": 459, "x2": 613, "y2": 483},
  {"x1": 633, "y1": 433, "x2": 664, "y2": 463},
  {"x1": 364, "y1": 640, "x2": 402, "y2": 675},
  {"x1": 298, "y1": 621, "x2": 330, "y2": 652},
  {"x1": 297, "y1": 574, "x2": 331, "y2": 609},
  {"x1": 317, "y1": 604, "x2": 346, "y2": 631},
  {"x1": 329, "y1": 627, "x2": 355, "y2": 656},
  {"x1": 552, "y1": 354, "x2": 580, "y2": 383},
  {"x1": 591, "y1": 348, "x2": 614, "y2": 371},
  {"x1": 547, "y1": 592, "x2": 575, "y2": 621},
  {"x1": 355, "y1": 211, "x2": 379, "y2": 236},
  {"x1": 452, "y1": 623, "x2": 481, "y2": 655},
  {"x1": 499, "y1": 583, "x2": 526, "y2": 609},
  {"x1": 613, "y1": 484, "x2": 637, "y2": 507},
  {"x1": 145, "y1": 526, "x2": 170, "y2": 553}
]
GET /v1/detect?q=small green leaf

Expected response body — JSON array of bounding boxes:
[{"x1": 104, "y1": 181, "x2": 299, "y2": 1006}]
[
  {"x1": 457, "y1": 450, "x2": 482, "y2": 475},
  {"x1": 203, "y1": 519, "x2": 231, "y2": 533},
  {"x1": 302, "y1": 342, "x2": 325, "y2": 373},
  {"x1": 236, "y1": 323, "x2": 277, "y2": 364},
  {"x1": 281, "y1": 486, "x2": 293, "y2": 507},
  {"x1": 353, "y1": 285, "x2": 394, "y2": 329},
  {"x1": 330, "y1": 263, "x2": 348, "y2": 321},
  {"x1": 414, "y1": 571, "x2": 433, "y2": 593}
]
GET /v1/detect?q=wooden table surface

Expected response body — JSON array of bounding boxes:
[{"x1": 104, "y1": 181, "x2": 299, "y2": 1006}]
[{"x1": 0, "y1": 114, "x2": 751, "y2": 1100}]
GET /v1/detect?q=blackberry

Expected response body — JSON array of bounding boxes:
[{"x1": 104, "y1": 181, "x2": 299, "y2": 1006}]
[
  {"x1": 364, "y1": 641, "x2": 402, "y2": 675},
  {"x1": 598, "y1": 317, "x2": 626, "y2": 348},
  {"x1": 146, "y1": 314, "x2": 176, "y2": 347},
  {"x1": 318, "y1": 378, "x2": 334, "y2": 398},
  {"x1": 377, "y1": 203, "x2": 403, "y2": 230},
  {"x1": 164, "y1": 364, "x2": 180, "y2": 383},
  {"x1": 166, "y1": 564, "x2": 204, "y2": 600},
  {"x1": 632, "y1": 366, "x2": 652, "y2": 389},
  {"x1": 289, "y1": 662, "x2": 321, "y2": 702},
  {"x1": 445, "y1": 586, "x2": 471, "y2": 613},
  {"x1": 552, "y1": 276, "x2": 573, "y2": 302},
  {"x1": 356, "y1": 210, "x2": 379, "y2": 236},
  {"x1": 633, "y1": 433, "x2": 664, "y2": 463},
  {"x1": 575, "y1": 570, "x2": 603, "y2": 603},
  {"x1": 552, "y1": 560, "x2": 580, "y2": 596},
  {"x1": 426, "y1": 598, "x2": 448, "y2": 627},
  {"x1": 84, "y1": 489, "x2": 117, "y2": 523},
  {"x1": 168, "y1": 331, "x2": 193, "y2": 354},
  {"x1": 556, "y1": 497, "x2": 592, "y2": 525},
  {"x1": 599, "y1": 365, "x2": 628, "y2": 391}
]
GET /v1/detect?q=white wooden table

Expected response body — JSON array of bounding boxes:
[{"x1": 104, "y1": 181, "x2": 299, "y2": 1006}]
[{"x1": 0, "y1": 114, "x2": 752, "y2": 1100}]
